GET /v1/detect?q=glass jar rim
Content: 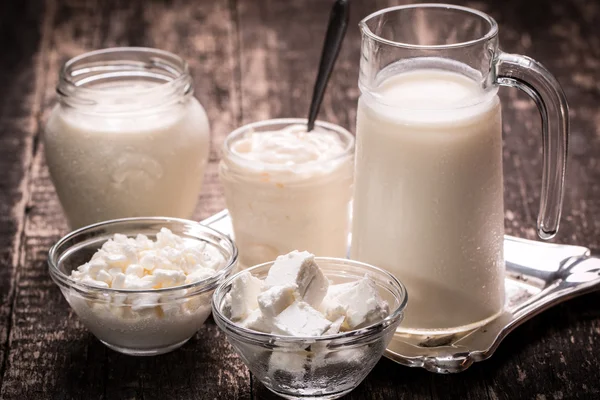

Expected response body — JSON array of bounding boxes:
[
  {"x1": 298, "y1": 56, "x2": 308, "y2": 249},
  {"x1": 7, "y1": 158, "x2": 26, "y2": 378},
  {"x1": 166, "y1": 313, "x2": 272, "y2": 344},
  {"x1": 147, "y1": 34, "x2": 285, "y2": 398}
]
[
  {"x1": 211, "y1": 257, "x2": 408, "y2": 344},
  {"x1": 57, "y1": 47, "x2": 193, "y2": 112},
  {"x1": 360, "y1": 3, "x2": 499, "y2": 50},
  {"x1": 48, "y1": 216, "x2": 238, "y2": 297},
  {"x1": 221, "y1": 118, "x2": 355, "y2": 172}
]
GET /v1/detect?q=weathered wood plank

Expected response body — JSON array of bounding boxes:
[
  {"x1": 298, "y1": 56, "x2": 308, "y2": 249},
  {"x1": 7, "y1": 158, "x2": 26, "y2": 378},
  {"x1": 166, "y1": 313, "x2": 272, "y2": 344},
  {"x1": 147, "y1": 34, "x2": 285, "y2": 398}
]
[
  {"x1": 0, "y1": 0, "x2": 48, "y2": 392},
  {"x1": 1, "y1": 1, "x2": 111, "y2": 398},
  {"x1": 1, "y1": 0, "x2": 248, "y2": 399}
]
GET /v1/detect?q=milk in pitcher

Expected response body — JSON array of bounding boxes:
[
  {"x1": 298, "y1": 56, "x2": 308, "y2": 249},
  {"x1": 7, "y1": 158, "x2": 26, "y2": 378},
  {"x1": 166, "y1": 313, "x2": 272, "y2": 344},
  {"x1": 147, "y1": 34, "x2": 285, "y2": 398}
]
[{"x1": 352, "y1": 64, "x2": 505, "y2": 334}]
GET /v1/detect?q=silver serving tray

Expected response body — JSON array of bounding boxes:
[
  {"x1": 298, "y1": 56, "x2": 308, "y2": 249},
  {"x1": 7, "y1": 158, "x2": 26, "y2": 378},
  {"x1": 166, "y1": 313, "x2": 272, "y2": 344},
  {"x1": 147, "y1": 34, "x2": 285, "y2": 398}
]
[{"x1": 201, "y1": 210, "x2": 600, "y2": 373}]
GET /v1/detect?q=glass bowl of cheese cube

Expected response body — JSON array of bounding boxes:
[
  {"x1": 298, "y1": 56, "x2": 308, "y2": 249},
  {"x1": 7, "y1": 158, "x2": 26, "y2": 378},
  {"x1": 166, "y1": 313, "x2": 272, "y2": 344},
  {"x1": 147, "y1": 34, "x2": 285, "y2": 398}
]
[
  {"x1": 211, "y1": 251, "x2": 407, "y2": 399},
  {"x1": 48, "y1": 217, "x2": 238, "y2": 356}
]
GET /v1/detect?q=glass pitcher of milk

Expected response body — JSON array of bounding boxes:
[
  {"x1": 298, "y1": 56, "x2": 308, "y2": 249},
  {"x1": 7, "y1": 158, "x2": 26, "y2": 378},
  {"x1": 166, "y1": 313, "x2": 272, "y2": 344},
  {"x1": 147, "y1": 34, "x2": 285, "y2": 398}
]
[{"x1": 351, "y1": 4, "x2": 568, "y2": 336}]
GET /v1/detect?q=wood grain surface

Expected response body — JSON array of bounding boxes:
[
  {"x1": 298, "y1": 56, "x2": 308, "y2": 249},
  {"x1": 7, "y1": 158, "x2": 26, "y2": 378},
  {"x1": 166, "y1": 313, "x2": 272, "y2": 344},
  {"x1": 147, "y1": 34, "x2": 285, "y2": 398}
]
[{"x1": 0, "y1": 0, "x2": 598, "y2": 399}]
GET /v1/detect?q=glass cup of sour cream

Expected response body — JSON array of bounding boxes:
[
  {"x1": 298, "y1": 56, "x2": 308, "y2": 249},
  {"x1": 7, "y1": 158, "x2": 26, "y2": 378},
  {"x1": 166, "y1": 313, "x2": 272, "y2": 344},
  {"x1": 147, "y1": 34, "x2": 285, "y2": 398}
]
[{"x1": 219, "y1": 118, "x2": 355, "y2": 268}]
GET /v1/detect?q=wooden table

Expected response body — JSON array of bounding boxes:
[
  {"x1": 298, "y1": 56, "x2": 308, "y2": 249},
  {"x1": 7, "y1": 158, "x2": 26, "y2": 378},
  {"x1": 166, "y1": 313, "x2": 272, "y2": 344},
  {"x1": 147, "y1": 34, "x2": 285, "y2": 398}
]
[{"x1": 1, "y1": 0, "x2": 598, "y2": 398}]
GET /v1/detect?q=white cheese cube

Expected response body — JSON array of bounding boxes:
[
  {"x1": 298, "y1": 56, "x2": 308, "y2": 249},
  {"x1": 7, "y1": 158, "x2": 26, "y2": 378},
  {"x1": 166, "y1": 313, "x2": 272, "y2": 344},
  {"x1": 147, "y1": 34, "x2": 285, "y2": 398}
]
[
  {"x1": 319, "y1": 282, "x2": 355, "y2": 320},
  {"x1": 228, "y1": 271, "x2": 263, "y2": 321},
  {"x1": 257, "y1": 284, "x2": 296, "y2": 318},
  {"x1": 264, "y1": 251, "x2": 329, "y2": 308},
  {"x1": 322, "y1": 275, "x2": 389, "y2": 329},
  {"x1": 272, "y1": 301, "x2": 331, "y2": 336},
  {"x1": 239, "y1": 308, "x2": 272, "y2": 332},
  {"x1": 269, "y1": 350, "x2": 307, "y2": 376},
  {"x1": 323, "y1": 347, "x2": 365, "y2": 366},
  {"x1": 324, "y1": 282, "x2": 356, "y2": 298},
  {"x1": 324, "y1": 316, "x2": 346, "y2": 335},
  {"x1": 320, "y1": 299, "x2": 347, "y2": 322}
]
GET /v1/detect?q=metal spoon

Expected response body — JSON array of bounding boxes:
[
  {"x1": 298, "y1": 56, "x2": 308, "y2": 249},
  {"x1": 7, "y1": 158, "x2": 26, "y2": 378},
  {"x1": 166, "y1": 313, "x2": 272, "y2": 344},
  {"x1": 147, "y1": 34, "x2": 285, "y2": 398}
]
[{"x1": 306, "y1": 0, "x2": 350, "y2": 132}]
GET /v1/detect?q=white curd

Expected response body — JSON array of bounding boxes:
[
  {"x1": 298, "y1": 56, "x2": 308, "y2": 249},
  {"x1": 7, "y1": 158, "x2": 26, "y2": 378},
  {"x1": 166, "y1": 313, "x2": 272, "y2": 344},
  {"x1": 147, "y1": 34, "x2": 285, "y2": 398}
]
[{"x1": 67, "y1": 228, "x2": 225, "y2": 351}]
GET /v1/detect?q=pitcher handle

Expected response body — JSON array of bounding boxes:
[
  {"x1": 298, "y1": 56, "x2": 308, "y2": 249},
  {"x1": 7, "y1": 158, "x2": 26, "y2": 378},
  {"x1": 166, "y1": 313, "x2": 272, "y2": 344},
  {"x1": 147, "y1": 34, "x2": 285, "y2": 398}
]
[{"x1": 495, "y1": 51, "x2": 569, "y2": 240}]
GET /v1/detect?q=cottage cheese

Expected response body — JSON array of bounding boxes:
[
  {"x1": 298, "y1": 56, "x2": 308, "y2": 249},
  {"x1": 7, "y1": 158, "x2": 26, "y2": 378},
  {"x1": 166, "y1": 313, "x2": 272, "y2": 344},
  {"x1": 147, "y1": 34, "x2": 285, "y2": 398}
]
[
  {"x1": 67, "y1": 228, "x2": 226, "y2": 352},
  {"x1": 71, "y1": 228, "x2": 223, "y2": 290}
]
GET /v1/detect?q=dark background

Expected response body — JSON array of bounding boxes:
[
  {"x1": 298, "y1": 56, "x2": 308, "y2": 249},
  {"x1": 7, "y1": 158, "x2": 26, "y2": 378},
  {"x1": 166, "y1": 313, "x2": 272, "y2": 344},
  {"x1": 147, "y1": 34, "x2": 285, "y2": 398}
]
[{"x1": 0, "y1": 0, "x2": 598, "y2": 399}]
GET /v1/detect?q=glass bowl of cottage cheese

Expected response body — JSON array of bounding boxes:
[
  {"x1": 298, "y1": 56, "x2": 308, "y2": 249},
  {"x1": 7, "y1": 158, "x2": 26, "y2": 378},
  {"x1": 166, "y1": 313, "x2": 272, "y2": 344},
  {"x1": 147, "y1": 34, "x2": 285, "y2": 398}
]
[
  {"x1": 48, "y1": 217, "x2": 237, "y2": 356},
  {"x1": 211, "y1": 252, "x2": 407, "y2": 399}
]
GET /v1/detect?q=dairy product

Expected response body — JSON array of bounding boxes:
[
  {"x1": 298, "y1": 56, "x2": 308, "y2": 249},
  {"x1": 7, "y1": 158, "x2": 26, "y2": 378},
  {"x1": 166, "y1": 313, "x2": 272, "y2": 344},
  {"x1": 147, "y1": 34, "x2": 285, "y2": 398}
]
[
  {"x1": 219, "y1": 121, "x2": 354, "y2": 267},
  {"x1": 231, "y1": 124, "x2": 345, "y2": 166},
  {"x1": 239, "y1": 308, "x2": 272, "y2": 332},
  {"x1": 71, "y1": 228, "x2": 223, "y2": 289},
  {"x1": 352, "y1": 67, "x2": 505, "y2": 334},
  {"x1": 272, "y1": 301, "x2": 332, "y2": 336},
  {"x1": 320, "y1": 278, "x2": 390, "y2": 330},
  {"x1": 258, "y1": 285, "x2": 296, "y2": 318},
  {"x1": 45, "y1": 89, "x2": 210, "y2": 229},
  {"x1": 225, "y1": 272, "x2": 263, "y2": 320},
  {"x1": 67, "y1": 228, "x2": 225, "y2": 351},
  {"x1": 264, "y1": 250, "x2": 329, "y2": 307},
  {"x1": 222, "y1": 251, "x2": 389, "y2": 336},
  {"x1": 324, "y1": 316, "x2": 346, "y2": 335}
]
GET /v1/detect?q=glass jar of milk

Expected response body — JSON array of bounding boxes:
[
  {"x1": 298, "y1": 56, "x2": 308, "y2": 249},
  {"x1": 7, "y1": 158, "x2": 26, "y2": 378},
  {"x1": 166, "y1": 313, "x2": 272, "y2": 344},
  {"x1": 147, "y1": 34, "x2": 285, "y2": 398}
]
[
  {"x1": 44, "y1": 48, "x2": 210, "y2": 229},
  {"x1": 352, "y1": 5, "x2": 569, "y2": 336}
]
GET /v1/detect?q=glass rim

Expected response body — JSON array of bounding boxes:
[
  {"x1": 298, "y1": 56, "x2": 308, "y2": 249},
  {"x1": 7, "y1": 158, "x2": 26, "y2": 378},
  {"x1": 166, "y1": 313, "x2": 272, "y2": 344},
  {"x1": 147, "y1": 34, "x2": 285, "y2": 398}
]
[
  {"x1": 48, "y1": 216, "x2": 238, "y2": 296},
  {"x1": 57, "y1": 47, "x2": 193, "y2": 112},
  {"x1": 211, "y1": 257, "x2": 408, "y2": 344},
  {"x1": 359, "y1": 3, "x2": 499, "y2": 50},
  {"x1": 221, "y1": 118, "x2": 355, "y2": 171}
]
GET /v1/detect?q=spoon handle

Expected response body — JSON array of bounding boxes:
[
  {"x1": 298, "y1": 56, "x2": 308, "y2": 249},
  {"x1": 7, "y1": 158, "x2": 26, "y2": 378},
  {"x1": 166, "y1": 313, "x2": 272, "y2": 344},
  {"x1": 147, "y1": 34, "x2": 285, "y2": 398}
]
[{"x1": 307, "y1": 0, "x2": 350, "y2": 132}]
